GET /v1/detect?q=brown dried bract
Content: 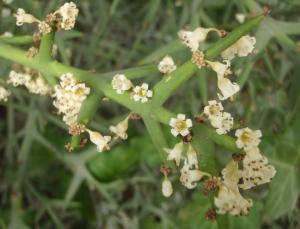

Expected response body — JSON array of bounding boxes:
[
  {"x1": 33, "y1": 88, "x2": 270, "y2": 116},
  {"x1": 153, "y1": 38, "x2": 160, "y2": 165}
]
[
  {"x1": 232, "y1": 153, "x2": 245, "y2": 162},
  {"x1": 204, "y1": 177, "x2": 219, "y2": 192},
  {"x1": 205, "y1": 208, "x2": 216, "y2": 221},
  {"x1": 68, "y1": 123, "x2": 86, "y2": 136},
  {"x1": 130, "y1": 112, "x2": 141, "y2": 120},
  {"x1": 160, "y1": 165, "x2": 171, "y2": 176}
]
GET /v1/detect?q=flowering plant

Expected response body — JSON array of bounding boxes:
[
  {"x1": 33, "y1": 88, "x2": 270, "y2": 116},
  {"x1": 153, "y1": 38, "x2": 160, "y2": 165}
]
[{"x1": 0, "y1": 0, "x2": 299, "y2": 228}]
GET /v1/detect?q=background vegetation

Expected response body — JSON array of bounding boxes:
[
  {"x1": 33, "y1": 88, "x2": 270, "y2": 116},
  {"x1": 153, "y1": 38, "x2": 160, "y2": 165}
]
[{"x1": 0, "y1": 0, "x2": 300, "y2": 228}]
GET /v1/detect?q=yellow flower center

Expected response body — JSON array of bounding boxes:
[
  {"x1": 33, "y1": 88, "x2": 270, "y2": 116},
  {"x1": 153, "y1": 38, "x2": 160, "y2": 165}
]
[
  {"x1": 241, "y1": 132, "x2": 252, "y2": 143},
  {"x1": 138, "y1": 89, "x2": 146, "y2": 97},
  {"x1": 75, "y1": 87, "x2": 84, "y2": 96},
  {"x1": 176, "y1": 120, "x2": 187, "y2": 131},
  {"x1": 209, "y1": 105, "x2": 220, "y2": 115}
]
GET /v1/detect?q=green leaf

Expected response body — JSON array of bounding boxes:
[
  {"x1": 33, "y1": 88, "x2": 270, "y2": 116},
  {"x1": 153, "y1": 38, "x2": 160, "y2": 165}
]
[{"x1": 262, "y1": 120, "x2": 300, "y2": 220}]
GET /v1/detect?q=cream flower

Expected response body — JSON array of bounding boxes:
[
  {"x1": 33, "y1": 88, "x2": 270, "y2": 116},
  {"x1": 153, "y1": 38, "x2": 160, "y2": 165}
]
[
  {"x1": 169, "y1": 114, "x2": 192, "y2": 137},
  {"x1": 178, "y1": 27, "x2": 222, "y2": 51},
  {"x1": 1, "y1": 32, "x2": 13, "y2": 37},
  {"x1": 163, "y1": 141, "x2": 184, "y2": 167},
  {"x1": 206, "y1": 60, "x2": 240, "y2": 100},
  {"x1": 109, "y1": 115, "x2": 130, "y2": 140},
  {"x1": 14, "y1": 8, "x2": 38, "y2": 26},
  {"x1": 204, "y1": 100, "x2": 224, "y2": 120},
  {"x1": 132, "y1": 83, "x2": 153, "y2": 103},
  {"x1": 111, "y1": 74, "x2": 132, "y2": 94},
  {"x1": 7, "y1": 70, "x2": 30, "y2": 87},
  {"x1": 0, "y1": 86, "x2": 11, "y2": 102},
  {"x1": 162, "y1": 176, "x2": 173, "y2": 197},
  {"x1": 221, "y1": 160, "x2": 239, "y2": 188},
  {"x1": 235, "y1": 13, "x2": 246, "y2": 24},
  {"x1": 214, "y1": 184, "x2": 253, "y2": 216},
  {"x1": 235, "y1": 127, "x2": 262, "y2": 151},
  {"x1": 86, "y1": 129, "x2": 111, "y2": 152},
  {"x1": 239, "y1": 148, "x2": 276, "y2": 190},
  {"x1": 221, "y1": 35, "x2": 256, "y2": 60},
  {"x1": 56, "y1": 2, "x2": 79, "y2": 30},
  {"x1": 187, "y1": 144, "x2": 199, "y2": 169},
  {"x1": 180, "y1": 159, "x2": 210, "y2": 189},
  {"x1": 158, "y1": 55, "x2": 177, "y2": 74},
  {"x1": 214, "y1": 112, "x2": 233, "y2": 135}
]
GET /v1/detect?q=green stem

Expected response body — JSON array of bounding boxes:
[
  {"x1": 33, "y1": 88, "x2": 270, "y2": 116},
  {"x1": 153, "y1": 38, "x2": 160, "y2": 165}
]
[{"x1": 0, "y1": 35, "x2": 33, "y2": 45}]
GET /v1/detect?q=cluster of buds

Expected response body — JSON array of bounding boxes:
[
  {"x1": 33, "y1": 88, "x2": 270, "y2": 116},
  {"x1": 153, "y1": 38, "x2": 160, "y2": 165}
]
[
  {"x1": 52, "y1": 73, "x2": 90, "y2": 127},
  {"x1": 7, "y1": 70, "x2": 52, "y2": 96},
  {"x1": 111, "y1": 74, "x2": 153, "y2": 103}
]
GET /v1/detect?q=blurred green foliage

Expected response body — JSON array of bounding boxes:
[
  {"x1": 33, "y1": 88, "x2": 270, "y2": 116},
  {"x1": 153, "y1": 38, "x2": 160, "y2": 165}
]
[{"x1": 0, "y1": 0, "x2": 300, "y2": 228}]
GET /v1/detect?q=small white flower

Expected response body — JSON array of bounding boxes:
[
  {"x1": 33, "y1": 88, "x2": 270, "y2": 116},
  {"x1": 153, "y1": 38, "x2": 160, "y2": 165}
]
[
  {"x1": 187, "y1": 144, "x2": 198, "y2": 169},
  {"x1": 0, "y1": 86, "x2": 11, "y2": 102},
  {"x1": 206, "y1": 60, "x2": 240, "y2": 101},
  {"x1": 235, "y1": 13, "x2": 246, "y2": 24},
  {"x1": 239, "y1": 148, "x2": 276, "y2": 190},
  {"x1": 86, "y1": 129, "x2": 111, "y2": 152},
  {"x1": 132, "y1": 83, "x2": 153, "y2": 103},
  {"x1": 14, "y1": 8, "x2": 38, "y2": 26},
  {"x1": 235, "y1": 127, "x2": 262, "y2": 151},
  {"x1": 204, "y1": 100, "x2": 223, "y2": 119},
  {"x1": 111, "y1": 74, "x2": 132, "y2": 94},
  {"x1": 221, "y1": 35, "x2": 256, "y2": 60},
  {"x1": 214, "y1": 112, "x2": 233, "y2": 135},
  {"x1": 109, "y1": 115, "x2": 130, "y2": 140},
  {"x1": 180, "y1": 159, "x2": 210, "y2": 189},
  {"x1": 162, "y1": 176, "x2": 173, "y2": 197},
  {"x1": 163, "y1": 141, "x2": 184, "y2": 167},
  {"x1": 214, "y1": 184, "x2": 253, "y2": 216},
  {"x1": 178, "y1": 27, "x2": 222, "y2": 51},
  {"x1": 169, "y1": 114, "x2": 192, "y2": 137},
  {"x1": 158, "y1": 55, "x2": 177, "y2": 74}
]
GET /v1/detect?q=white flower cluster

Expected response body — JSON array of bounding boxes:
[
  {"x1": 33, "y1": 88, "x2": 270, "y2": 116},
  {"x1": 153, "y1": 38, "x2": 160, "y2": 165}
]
[
  {"x1": 178, "y1": 25, "x2": 255, "y2": 101},
  {"x1": 55, "y1": 2, "x2": 79, "y2": 30},
  {"x1": 0, "y1": 86, "x2": 11, "y2": 102},
  {"x1": 14, "y1": 2, "x2": 79, "y2": 35},
  {"x1": 52, "y1": 73, "x2": 90, "y2": 126},
  {"x1": 158, "y1": 55, "x2": 177, "y2": 75},
  {"x1": 111, "y1": 74, "x2": 153, "y2": 103},
  {"x1": 204, "y1": 100, "x2": 233, "y2": 135},
  {"x1": 215, "y1": 160, "x2": 253, "y2": 216},
  {"x1": 214, "y1": 127, "x2": 276, "y2": 215},
  {"x1": 7, "y1": 70, "x2": 52, "y2": 96},
  {"x1": 162, "y1": 142, "x2": 210, "y2": 196}
]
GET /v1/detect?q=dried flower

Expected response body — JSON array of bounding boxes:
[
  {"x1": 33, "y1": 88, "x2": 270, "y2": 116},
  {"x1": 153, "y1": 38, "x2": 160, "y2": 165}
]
[
  {"x1": 214, "y1": 112, "x2": 233, "y2": 135},
  {"x1": 187, "y1": 144, "x2": 198, "y2": 169},
  {"x1": 180, "y1": 159, "x2": 210, "y2": 189},
  {"x1": 169, "y1": 114, "x2": 193, "y2": 137},
  {"x1": 221, "y1": 35, "x2": 256, "y2": 60},
  {"x1": 178, "y1": 27, "x2": 223, "y2": 51},
  {"x1": 7, "y1": 70, "x2": 31, "y2": 87},
  {"x1": 132, "y1": 83, "x2": 153, "y2": 103},
  {"x1": 235, "y1": 127, "x2": 262, "y2": 151},
  {"x1": 86, "y1": 129, "x2": 111, "y2": 152},
  {"x1": 206, "y1": 60, "x2": 240, "y2": 100},
  {"x1": 205, "y1": 208, "x2": 217, "y2": 221},
  {"x1": 56, "y1": 2, "x2": 79, "y2": 30},
  {"x1": 111, "y1": 74, "x2": 132, "y2": 94},
  {"x1": 14, "y1": 8, "x2": 38, "y2": 26},
  {"x1": 239, "y1": 147, "x2": 276, "y2": 190},
  {"x1": 158, "y1": 55, "x2": 177, "y2": 74},
  {"x1": 109, "y1": 115, "x2": 130, "y2": 140},
  {"x1": 164, "y1": 141, "x2": 184, "y2": 167},
  {"x1": 214, "y1": 184, "x2": 253, "y2": 216}
]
